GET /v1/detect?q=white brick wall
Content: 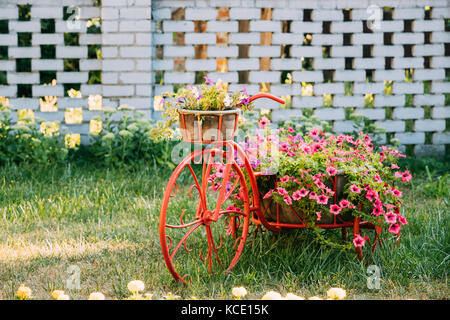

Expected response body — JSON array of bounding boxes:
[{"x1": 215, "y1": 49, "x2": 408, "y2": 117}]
[{"x1": 0, "y1": 0, "x2": 448, "y2": 154}]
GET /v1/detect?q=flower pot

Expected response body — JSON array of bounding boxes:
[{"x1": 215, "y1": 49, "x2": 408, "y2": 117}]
[
  {"x1": 178, "y1": 108, "x2": 240, "y2": 143},
  {"x1": 258, "y1": 173, "x2": 353, "y2": 225}
]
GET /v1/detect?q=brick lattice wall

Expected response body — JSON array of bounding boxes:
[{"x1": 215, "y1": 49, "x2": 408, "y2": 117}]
[
  {"x1": 152, "y1": 0, "x2": 450, "y2": 157},
  {"x1": 0, "y1": 0, "x2": 152, "y2": 145},
  {"x1": 0, "y1": 0, "x2": 449, "y2": 156}
]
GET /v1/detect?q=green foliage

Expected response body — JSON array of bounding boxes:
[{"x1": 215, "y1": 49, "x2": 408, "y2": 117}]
[
  {"x1": 0, "y1": 102, "x2": 68, "y2": 166},
  {"x1": 419, "y1": 166, "x2": 449, "y2": 200},
  {"x1": 88, "y1": 106, "x2": 177, "y2": 168}
]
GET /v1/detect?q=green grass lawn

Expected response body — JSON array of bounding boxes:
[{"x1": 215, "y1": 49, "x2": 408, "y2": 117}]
[{"x1": 0, "y1": 162, "x2": 448, "y2": 300}]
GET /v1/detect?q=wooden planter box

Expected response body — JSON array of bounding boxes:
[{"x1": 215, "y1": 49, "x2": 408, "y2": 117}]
[{"x1": 258, "y1": 173, "x2": 353, "y2": 225}]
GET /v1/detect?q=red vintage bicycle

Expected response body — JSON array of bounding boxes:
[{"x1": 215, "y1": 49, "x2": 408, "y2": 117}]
[{"x1": 159, "y1": 93, "x2": 382, "y2": 284}]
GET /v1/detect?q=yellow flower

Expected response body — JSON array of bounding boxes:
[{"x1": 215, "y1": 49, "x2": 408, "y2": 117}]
[
  {"x1": 232, "y1": 287, "x2": 247, "y2": 299},
  {"x1": 285, "y1": 293, "x2": 305, "y2": 300},
  {"x1": 127, "y1": 280, "x2": 145, "y2": 293},
  {"x1": 144, "y1": 293, "x2": 153, "y2": 300},
  {"x1": 164, "y1": 292, "x2": 180, "y2": 300},
  {"x1": 307, "y1": 296, "x2": 323, "y2": 300},
  {"x1": 327, "y1": 287, "x2": 346, "y2": 300},
  {"x1": 16, "y1": 284, "x2": 32, "y2": 300},
  {"x1": 261, "y1": 291, "x2": 283, "y2": 300},
  {"x1": 57, "y1": 294, "x2": 70, "y2": 300},
  {"x1": 51, "y1": 290, "x2": 65, "y2": 300},
  {"x1": 88, "y1": 292, "x2": 105, "y2": 300}
]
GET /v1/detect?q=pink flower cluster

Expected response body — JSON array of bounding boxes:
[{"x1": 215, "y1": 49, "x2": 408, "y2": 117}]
[{"x1": 252, "y1": 126, "x2": 411, "y2": 248}]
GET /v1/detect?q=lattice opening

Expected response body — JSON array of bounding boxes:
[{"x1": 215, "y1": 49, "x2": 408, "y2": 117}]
[
  {"x1": 0, "y1": 47, "x2": 7, "y2": 60},
  {"x1": 18, "y1": 109, "x2": 34, "y2": 124},
  {"x1": 345, "y1": 57, "x2": 354, "y2": 70},
  {"x1": 382, "y1": 7, "x2": 394, "y2": 21},
  {"x1": 64, "y1": 59, "x2": 80, "y2": 72},
  {"x1": 303, "y1": 9, "x2": 312, "y2": 22},
  {"x1": 18, "y1": 33, "x2": 32, "y2": 47},
  {"x1": 40, "y1": 122, "x2": 59, "y2": 136},
  {"x1": 40, "y1": 71, "x2": 56, "y2": 85},
  {"x1": 403, "y1": 20, "x2": 413, "y2": 33},
  {"x1": 0, "y1": 71, "x2": 7, "y2": 85},
  {"x1": 90, "y1": 119, "x2": 103, "y2": 135},
  {"x1": 41, "y1": 19, "x2": 55, "y2": 33},
  {"x1": 64, "y1": 33, "x2": 80, "y2": 46},
  {"x1": 65, "y1": 133, "x2": 80, "y2": 149},
  {"x1": 41, "y1": 45, "x2": 56, "y2": 59},
  {"x1": 88, "y1": 71, "x2": 102, "y2": 84},
  {"x1": 0, "y1": 20, "x2": 9, "y2": 33},
  {"x1": 65, "y1": 108, "x2": 83, "y2": 124},
  {"x1": 88, "y1": 44, "x2": 101, "y2": 59},
  {"x1": 343, "y1": 33, "x2": 352, "y2": 46},
  {"x1": 17, "y1": 84, "x2": 32, "y2": 98},
  {"x1": 18, "y1": 4, "x2": 31, "y2": 21},
  {"x1": 343, "y1": 9, "x2": 352, "y2": 21},
  {"x1": 384, "y1": 32, "x2": 393, "y2": 45}
]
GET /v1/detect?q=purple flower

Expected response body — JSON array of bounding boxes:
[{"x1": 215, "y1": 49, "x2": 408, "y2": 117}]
[
  {"x1": 249, "y1": 157, "x2": 260, "y2": 169},
  {"x1": 196, "y1": 94, "x2": 203, "y2": 100},
  {"x1": 240, "y1": 97, "x2": 250, "y2": 105},
  {"x1": 203, "y1": 76, "x2": 213, "y2": 85}
]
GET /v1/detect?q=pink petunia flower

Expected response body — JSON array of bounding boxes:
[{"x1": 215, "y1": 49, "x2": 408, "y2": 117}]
[
  {"x1": 297, "y1": 188, "x2": 309, "y2": 198},
  {"x1": 353, "y1": 234, "x2": 369, "y2": 247},
  {"x1": 389, "y1": 223, "x2": 401, "y2": 235},
  {"x1": 349, "y1": 184, "x2": 361, "y2": 194},
  {"x1": 401, "y1": 170, "x2": 412, "y2": 182},
  {"x1": 374, "y1": 175, "x2": 383, "y2": 183},
  {"x1": 326, "y1": 166, "x2": 338, "y2": 176},
  {"x1": 372, "y1": 206, "x2": 385, "y2": 217},
  {"x1": 366, "y1": 189, "x2": 379, "y2": 202},
  {"x1": 339, "y1": 200, "x2": 351, "y2": 208},
  {"x1": 330, "y1": 204, "x2": 341, "y2": 215},
  {"x1": 314, "y1": 179, "x2": 326, "y2": 189},
  {"x1": 384, "y1": 211, "x2": 397, "y2": 224},
  {"x1": 258, "y1": 116, "x2": 270, "y2": 129},
  {"x1": 292, "y1": 190, "x2": 303, "y2": 200},
  {"x1": 397, "y1": 215, "x2": 408, "y2": 225},
  {"x1": 391, "y1": 188, "x2": 402, "y2": 198},
  {"x1": 263, "y1": 190, "x2": 274, "y2": 199},
  {"x1": 276, "y1": 187, "x2": 288, "y2": 195},
  {"x1": 279, "y1": 175, "x2": 291, "y2": 184},
  {"x1": 309, "y1": 191, "x2": 317, "y2": 200},
  {"x1": 391, "y1": 164, "x2": 400, "y2": 169},
  {"x1": 308, "y1": 128, "x2": 320, "y2": 138},
  {"x1": 316, "y1": 194, "x2": 329, "y2": 205},
  {"x1": 283, "y1": 195, "x2": 292, "y2": 205}
]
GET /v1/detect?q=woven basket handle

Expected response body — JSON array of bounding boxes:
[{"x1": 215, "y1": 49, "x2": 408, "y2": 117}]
[{"x1": 249, "y1": 93, "x2": 285, "y2": 104}]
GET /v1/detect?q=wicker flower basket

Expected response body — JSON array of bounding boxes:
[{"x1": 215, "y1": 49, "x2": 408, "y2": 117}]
[
  {"x1": 178, "y1": 108, "x2": 240, "y2": 143},
  {"x1": 259, "y1": 173, "x2": 353, "y2": 225}
]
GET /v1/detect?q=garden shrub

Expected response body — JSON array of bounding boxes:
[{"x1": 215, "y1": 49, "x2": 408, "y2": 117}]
[
  {"x1": 87, "y1": 106, "x2": 177, "y2": 168},
  {"x1": 0, "y1": 99, "x2": 68, "y2": 166}
]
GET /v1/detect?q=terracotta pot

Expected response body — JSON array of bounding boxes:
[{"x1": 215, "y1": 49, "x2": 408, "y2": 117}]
[
  {"x1": 258, "y1": 173, "x2": 353, "y2": 225},
  {"x1": 178, "y1": 108, "x2": 240, "y2": 143}
]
